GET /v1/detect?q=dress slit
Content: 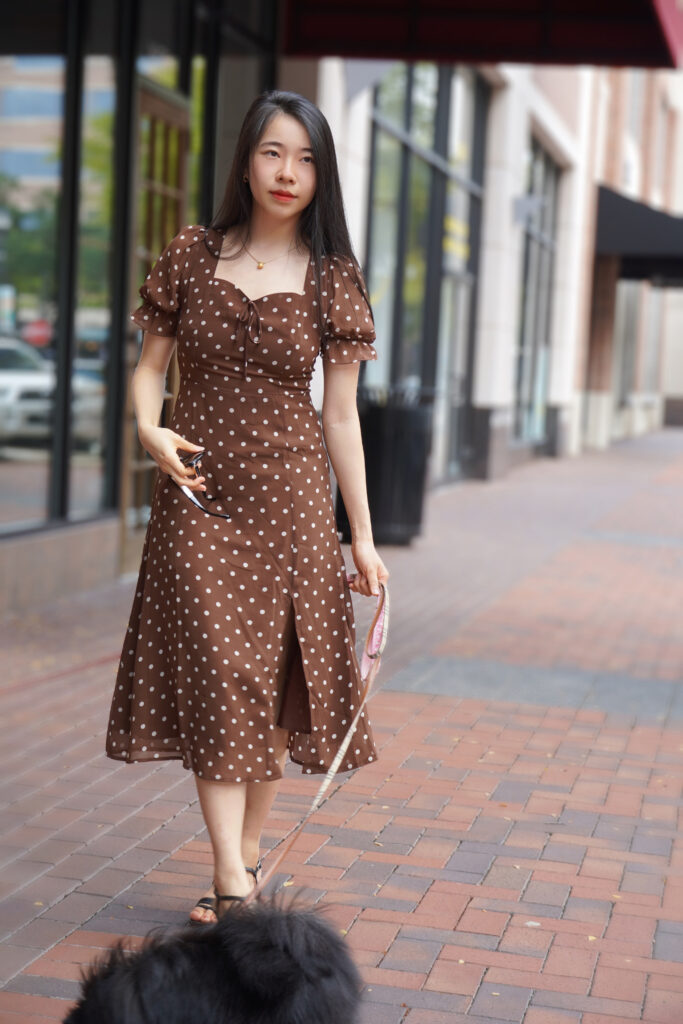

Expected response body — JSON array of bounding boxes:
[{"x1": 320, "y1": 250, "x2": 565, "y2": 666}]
[{"x1": 277, "y1": 607, "x2": 312, "y2": 734}]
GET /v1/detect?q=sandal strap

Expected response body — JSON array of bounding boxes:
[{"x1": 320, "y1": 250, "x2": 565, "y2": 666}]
[
  {"x1": 213, "y1": 889, "x2": 246, "y2": 905},
  {"x1": 245, "y1": 858, "x2": 263, "y2": 881},
  {"x1": 193, "y1": 896, "x2": 217, "y2": 912}
]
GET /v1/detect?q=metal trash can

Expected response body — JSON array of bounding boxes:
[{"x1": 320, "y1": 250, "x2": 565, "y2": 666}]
[{"x1": 336, "y1": 385, "x2": 433, "y2": 545}]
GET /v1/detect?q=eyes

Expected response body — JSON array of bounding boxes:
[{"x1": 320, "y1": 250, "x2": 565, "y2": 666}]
[{"x1": 260, "y1": 148, "x2": 314, "y2": 165}]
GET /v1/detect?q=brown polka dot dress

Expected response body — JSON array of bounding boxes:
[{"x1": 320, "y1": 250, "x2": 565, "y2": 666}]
[{"x1": 105, "y1": 226, "x2": 378, "y2": 782}]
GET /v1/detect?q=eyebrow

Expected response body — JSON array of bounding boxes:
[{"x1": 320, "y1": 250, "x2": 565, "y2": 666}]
[{"x1": 260, "y1": 139, "x2": 313, "y2": 153}]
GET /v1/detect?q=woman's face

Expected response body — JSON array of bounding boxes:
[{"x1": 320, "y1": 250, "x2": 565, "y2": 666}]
[{"x1": 247, "y1": 112, "x2": 317, "y2": 224}]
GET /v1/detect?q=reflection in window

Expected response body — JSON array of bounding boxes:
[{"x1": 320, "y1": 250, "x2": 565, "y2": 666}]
[
  {"x1": 514, "y1": 140, "x2": 559, "y2": 443},
  {"x1": 612, "y1": 281, "x2": 640, "y2": 406},
  {"x1": 0, "y1": 55, "x2": 64, "y2": 530},
  {"x1": 0, "y1": 150, "x2": 61, "y2": 179},
  {"x1": 399, "y1": 155, "x2": 431, "y2": 386},
  {"x1": 365, "y1": 130, "x2": 401, "y2": 387},
  {"x1": 443, "y1": 182, "x2": 471, "y2": 275},
  {"x1": 376, "y1": 63, "x2": 408, "y2": 129},
  {"x1": 642, "y1": 287, "x2": 663, "y2": 393},
  {"x1": 70, "y1": 53, "x2": 115, "y2": 519},
  {"x1": 410, "y1": 63, "x2": 438, "y2": 150}
]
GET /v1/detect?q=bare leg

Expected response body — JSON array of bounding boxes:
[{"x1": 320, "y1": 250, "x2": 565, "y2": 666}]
[
  {"x1": 241, "y1": 725, "x2": 289, "y2": 872},
  {"x1": 190, "y1": 777, "x2": 251, "y2": 923}
]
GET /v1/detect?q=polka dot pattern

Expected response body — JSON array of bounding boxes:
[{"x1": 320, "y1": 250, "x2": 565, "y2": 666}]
[{"x1": 105, "y1": 226, "x2": 378, "y2": 782}]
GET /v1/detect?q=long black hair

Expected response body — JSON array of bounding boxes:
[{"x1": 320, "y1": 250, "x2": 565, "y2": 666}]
[{"x1": 207, "y1": 90, "x2": 369, "y2": 308}]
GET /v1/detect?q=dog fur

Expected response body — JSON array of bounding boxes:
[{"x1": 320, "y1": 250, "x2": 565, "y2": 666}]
[{"x1": 63, "y1": 897, "x2": 362, "y2": 1024}]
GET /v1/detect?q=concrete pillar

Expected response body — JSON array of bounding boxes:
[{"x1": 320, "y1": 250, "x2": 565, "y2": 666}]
[{"x1": 468, "y1": 70, "x2": 527, "y2": 477}]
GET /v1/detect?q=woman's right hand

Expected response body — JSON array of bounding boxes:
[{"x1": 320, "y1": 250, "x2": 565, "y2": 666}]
[{"x1": 138, "y1": 425, "x2": 206, "y2": 491}]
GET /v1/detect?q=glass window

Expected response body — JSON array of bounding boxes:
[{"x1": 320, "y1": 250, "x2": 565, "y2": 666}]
[
  {"x1": 443, "y1": 181, "x2": 471, "y2": 276},
  {"x1": 223, "y1": 0, "x2": 276, "y2": 38},
  {"x1": 0, "y1": 50, "x2": 65, "y2": 532},
  {"x1": 365, "y1": 129, "x2": 401, "y2": 387},
  {"x1": 514, "y1": 141, "x2": 559, "y2": 443},
  {"x1": 137, "y1": 0, "x2": 181, "y2": 88},
  {"x1": 1, "y1": 88, "x2": 64, "y2": 118},
  {"x1": 365, "y1": 61, "x2": 488, "y2": 483},
  {"x1": 410, "y1": 63, "x2": 439, "y2": 150},
  {"x1": 0, "y1": 150, "x2": 60, "y2": 179},
  {"x1": 69, "y1": 0, "x2": 117, "y2": 520},
  {"x1": 398, "y1": 154, "x2": 431, "y2": 386},
  {"x1": 212, "y1": 27, "x2": 272, "y2": 205},
  {"x1": 376, "y1": 63, "x2": 408, "y2": 130},
  {"x1": 188, "y1": 55, "x2": 206, "y2": 223},
  {"x1": 612, "y1": 281, "x2": 639, "y2": 406},
  {"x1": 642, "y1": 287, "x2": 663, "y2": 392}
]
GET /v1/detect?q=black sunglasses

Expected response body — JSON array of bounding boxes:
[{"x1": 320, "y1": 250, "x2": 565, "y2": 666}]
[{"x1": 175, "y1": 450, "x2": 231, "y2": 520}]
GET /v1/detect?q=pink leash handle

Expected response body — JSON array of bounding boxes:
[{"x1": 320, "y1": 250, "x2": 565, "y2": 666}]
[{"x1": 244, "y1": 573, "x2": 389, "y2": 903}]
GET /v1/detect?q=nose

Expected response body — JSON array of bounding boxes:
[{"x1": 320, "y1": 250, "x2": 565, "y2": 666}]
[{"x1": 277, "y1": 157, "x2": 296, "y2": 183}]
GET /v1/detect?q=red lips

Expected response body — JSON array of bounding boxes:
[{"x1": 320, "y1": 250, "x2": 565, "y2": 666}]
[{"x1": 271, "y1": 190, "x2": 295, "y2": 200}]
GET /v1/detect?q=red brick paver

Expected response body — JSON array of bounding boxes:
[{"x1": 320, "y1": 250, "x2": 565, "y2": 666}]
[{"x1": 2, "y1": 431, "x2": 683, "y2": 1022}]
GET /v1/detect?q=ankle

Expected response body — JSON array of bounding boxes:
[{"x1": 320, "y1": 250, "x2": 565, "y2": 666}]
[
  {"x1": 241, "y1": 843, "x2": 260, "y2": 871},
  {"x1": 213, "y1": 864, "x2": 251, "y2": 898}
]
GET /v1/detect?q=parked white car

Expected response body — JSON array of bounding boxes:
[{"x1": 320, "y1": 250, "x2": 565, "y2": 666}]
[{"x1": 0, "y1": 336, "x2": 105, "y2": 446}]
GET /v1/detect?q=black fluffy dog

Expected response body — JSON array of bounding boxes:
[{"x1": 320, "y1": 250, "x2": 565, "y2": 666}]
[{"x1": 63, "y1": 898, "x2": 362, "y2": 1024}]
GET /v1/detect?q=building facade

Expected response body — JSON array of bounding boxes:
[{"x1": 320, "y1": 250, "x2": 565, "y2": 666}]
[
  {"x1": 2, "y1": 0, "x2": 683, "y2": 614},
  {"x1": 309, "y1": 60, "x2": 683, "y2": 484}
]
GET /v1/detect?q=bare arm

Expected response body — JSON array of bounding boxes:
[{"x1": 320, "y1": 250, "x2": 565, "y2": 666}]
[
  {"x1": 322, "y1": 361, "x2": 388, "y2": 596},
  {"x1": 133, "y1": 334, "x2": 205, "y2": 491}
]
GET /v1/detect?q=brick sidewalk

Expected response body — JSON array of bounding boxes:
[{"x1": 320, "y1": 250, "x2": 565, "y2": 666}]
[{"x1": 1, "y1": 431, "x2": 682, "y2": 1023}]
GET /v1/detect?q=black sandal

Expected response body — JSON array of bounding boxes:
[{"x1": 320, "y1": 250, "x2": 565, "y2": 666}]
[
  {"x1": 214, "y1": 886, "x2": 245, "y2": 918},
  {"x1": 189, "y1": 892, "x2": 217, "y2": 925},
  {"x1": 245, "y1": 858, "x2": 263, "y2": 884}
]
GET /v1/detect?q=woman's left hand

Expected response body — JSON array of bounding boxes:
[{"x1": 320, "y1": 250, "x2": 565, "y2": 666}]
[{"x1": 350, "y1": 539, "x2": 389, "y2": 597}]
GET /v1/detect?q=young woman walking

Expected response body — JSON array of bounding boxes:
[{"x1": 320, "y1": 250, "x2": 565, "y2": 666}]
[{"x1": 106, "y1": 90, "x2": 388, "y2": 922}]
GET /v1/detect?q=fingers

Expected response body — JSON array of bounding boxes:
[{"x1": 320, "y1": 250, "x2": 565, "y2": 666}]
[
  {"x1": 351, "y1": 571, "x2": 380, "y2": 598},
  {"x1": 174, "y1": 435, "x2": 204, "y2": 453},
  {"x1": 162, "y1": 436, "x2": 207, "y2": 491},
  {"x1": 170, "y1": 471, "x2": 207, "y2": 492}
]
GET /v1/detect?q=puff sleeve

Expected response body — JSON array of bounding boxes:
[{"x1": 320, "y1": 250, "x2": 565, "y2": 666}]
[
  {"x1": 321, "y1": 257, "x2": 377, "y2": 364},
  {"x1": 130, "y1": 226, "x2": 204, "y2": 337}
]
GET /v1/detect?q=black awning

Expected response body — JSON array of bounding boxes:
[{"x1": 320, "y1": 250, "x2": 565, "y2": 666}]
[{"x1": 596, "y1": 185, "x2": 683, "y2": 284}]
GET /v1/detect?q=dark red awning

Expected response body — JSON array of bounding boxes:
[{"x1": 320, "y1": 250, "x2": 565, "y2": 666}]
[{"x1": 281, "y1": 0, "x2": 683, "y2": 68}]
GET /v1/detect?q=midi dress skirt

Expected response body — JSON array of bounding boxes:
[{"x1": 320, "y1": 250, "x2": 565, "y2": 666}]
[{"x1": 105, "y1": 226, "x2": 378, "y2": 782}]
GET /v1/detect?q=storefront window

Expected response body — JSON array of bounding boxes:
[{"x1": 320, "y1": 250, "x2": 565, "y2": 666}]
[
  {"x1": 376, "y1": 63, "x2": 408, "y2": 130},
  {"x1": 410, "y1": 63, "x2": 438, "y2": 150},
  {"x1": 612, "y1": 281, "x2": 640, "y2": 406},
  {"x1": 367, "y1": 63, "x2": 487, "y2": 480},
  {"x1": 137, "y1": 0, "x2": 180, "y2": 89},
  {"x1": 70, "y1": 0, "x2": 117, "y2": 520},
  {"x1": 642, "y1": 287, "x2": 663, "y2": 392},
  {"x1": 514, "y1": 140, "x2": 559, "y2": 443},
  {"x1": 399, "y1": 154, "x2": 431, "y2": 385},
  {"x1": 365, "y1": 130, "x2": 401, "y2": 387},
  {"x1": 0, "y1": 52, "x2": 65, "y2": 531}
]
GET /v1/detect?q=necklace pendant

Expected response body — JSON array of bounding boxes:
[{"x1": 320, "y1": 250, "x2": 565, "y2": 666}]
[{"x1": 256, "y1": 261, "x2": 264, "y2": 270}]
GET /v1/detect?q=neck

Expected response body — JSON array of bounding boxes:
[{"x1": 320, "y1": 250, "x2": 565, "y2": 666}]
[{"x1": 246, "y1": 207, "x2": 299, "y2": 254}]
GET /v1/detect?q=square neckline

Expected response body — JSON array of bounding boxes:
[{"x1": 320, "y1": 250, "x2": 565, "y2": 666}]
[{"x1": 211, "y1": 234, "x2": 312, "y2": 305}]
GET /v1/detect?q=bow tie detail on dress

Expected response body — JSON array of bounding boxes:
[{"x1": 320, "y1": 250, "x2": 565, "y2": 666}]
[{"x1": 237, "y1": 299, "x2": 262, "y2": 375}]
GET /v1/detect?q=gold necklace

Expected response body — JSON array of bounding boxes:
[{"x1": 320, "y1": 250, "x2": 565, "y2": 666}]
[{"x1": 244, "y1": 242, "x2": 297, "y2": 270}]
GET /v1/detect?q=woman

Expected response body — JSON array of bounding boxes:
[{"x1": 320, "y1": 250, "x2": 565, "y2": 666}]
[{"x1": 105, "y1": 91, "x2": 388, "y2": 923}]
